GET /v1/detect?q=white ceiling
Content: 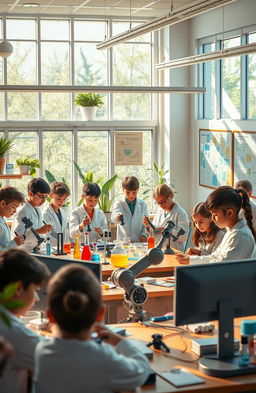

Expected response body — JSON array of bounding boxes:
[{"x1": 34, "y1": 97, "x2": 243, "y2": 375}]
[{"x1": 0, "y1": 0, "x2": 201, "y2": 18}]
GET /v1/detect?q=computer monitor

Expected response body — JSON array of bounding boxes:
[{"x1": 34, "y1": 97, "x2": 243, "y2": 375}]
[{"x1": 174, "y1": 259, "x2": 256, "y2": 377}]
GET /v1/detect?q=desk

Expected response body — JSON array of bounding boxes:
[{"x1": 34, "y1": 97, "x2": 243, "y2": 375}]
[{"x1": 119, "y1": 318, "x2": 256, "y2": 393}]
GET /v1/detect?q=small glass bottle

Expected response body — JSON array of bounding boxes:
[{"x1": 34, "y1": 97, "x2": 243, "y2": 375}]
[
  {"x1": 239, "y1": 335, "x2": 249, "y2": 367},
  {"x1": 91, "y1": 242, "x2": 100, "y2": 262},
  {"x1": 46, "y1": 237, "x2": 51, "y2": 255},
  {"x1": 73, "y1": 234, "x2": 81, "y2": 260},
  {"x1": 147, "y1": 228, "x2": 155, "y2": 249},
  {"x1": 241, "y1": 319, "x2": 256, "y2": 364},
  {"x1": 81, "y1": 232, "x2": 92, "y2": 261}
]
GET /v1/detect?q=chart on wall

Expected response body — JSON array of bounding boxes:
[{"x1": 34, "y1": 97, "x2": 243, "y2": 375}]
[
  {"x1": 233, "y1": 131, "x2": 256, "y2": 196},
  {"x1": 199, "y1": 129, "x2": 233, "y2": 189}
]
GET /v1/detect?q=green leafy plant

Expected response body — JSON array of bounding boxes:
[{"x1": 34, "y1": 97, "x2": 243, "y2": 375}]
[
  {"x1": 0, "y1": 136, "x2": 15, "y2": 158},
  {"x1": 0, "y1": 282, "x2": 25, "y2": 327},
  {"x1": 15, "y1": 157, "x2": 40, "y2": 176},
  {"x1": 74, "y1": 93, "x2": 104, "y2": 108},
  {"x1": 141, "y1": 162, "x2": 174, "y2": 201},
  {"x1": 44, "y1": 169, "x2": 70, "y2": 207}
]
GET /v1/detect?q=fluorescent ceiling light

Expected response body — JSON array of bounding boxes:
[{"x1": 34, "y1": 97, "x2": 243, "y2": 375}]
[
  {"x1": 0, "y1": 85, "x2": 206, "y2": 94},
  {"x1": 23, "y1": 3, "x2": 39, "y2": 6},
  {"x1": 155, "y1": 43, "x2": 256, "y2": 70},
  {"x1": 97, "y1": 0, "x2": 237, "y2": 50}
]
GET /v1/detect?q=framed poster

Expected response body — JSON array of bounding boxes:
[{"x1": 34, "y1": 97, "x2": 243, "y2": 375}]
[
  {"x1": 115, "y1": 132, "x2": 143, "y2": 166},
  {"x1": 199, "y1": 129, "x2": 233, "y2": 189}
]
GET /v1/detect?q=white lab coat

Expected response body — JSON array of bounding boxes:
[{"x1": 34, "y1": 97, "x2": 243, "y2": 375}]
[
  {"x1": 42, "y1": 204, "x2": 68, "y2": 246},
  {"x1": 69, "y1": 204, "x2": 108, "y2": 243},
  {"x1": 11, "y1": 200, "x2": 44, "y2": 252},
  {"x1": 190, "y1": 219, "x2": 256, "y2": 265},
  {"x1": 153, "y1": 202, "x2": 189, "y2": 251},
  {"x1": 0, "y1": 216, "x2": 16, "y2": 250},
  {"x1": 196, "y1": 230, "x2": 225, "y2": 255},
  {"x1": 111, "y1": 197, "x2": 148, "y2": 242}
]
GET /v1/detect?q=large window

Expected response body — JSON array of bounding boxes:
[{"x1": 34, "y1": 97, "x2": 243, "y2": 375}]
[
  {"x1": 248, "y1": 32, "x2": 256, "y2": 119},
  {"x1": 202, "y1": 43, "x2": 216, "y2": 119}
]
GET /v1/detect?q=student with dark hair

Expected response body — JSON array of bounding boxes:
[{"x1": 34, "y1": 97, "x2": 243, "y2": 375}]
[
  {"x1": 69, "y1": 182, "x2": 108, "y2": 243},
  {"x1": 111, "y1": 176, "x2": 148, "y2": 242},
  {"x1": 235, "y1": 179, "x2": 256, "y2": 230},
  {"x1": 42, "y1": 181, "x2": 70, "y2": 246},
  {"x1": 34, "y1": 264, "x2": 150, "y2": 393},
  {"x1": 176, "y1": 186, "x2": 256, "y2": 265},
  {"x1": 186, "y1": 202, "x2": 224, "y2": 256},
  {"x1": 0, "y1": 186, "x2": 25, "y2": 250},
  {"x1": 11, "y1": 178, "x2": 52, "y2": 252},
  {"x1": 0, "y1": 249, "x2": 50, "y2": 393}
]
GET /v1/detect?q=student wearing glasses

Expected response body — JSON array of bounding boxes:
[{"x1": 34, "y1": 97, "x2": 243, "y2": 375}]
[
  {"x1": 69, "y1": 183, "x2": 108, "y2": 243},
  {"x1": 11, "y1": 178, "x2": 52, "y2": 252},
  {"x1": 144, "y1": 184, "x2": 189, "y2": 251}
]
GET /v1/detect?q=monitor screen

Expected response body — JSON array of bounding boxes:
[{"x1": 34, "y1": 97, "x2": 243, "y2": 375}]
[{"x1": 174, "y1": 259, "x2": 256, "y2": 377}]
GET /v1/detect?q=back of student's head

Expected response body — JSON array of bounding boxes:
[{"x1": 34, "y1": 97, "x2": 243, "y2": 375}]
[
  {"x1": 50, "y1": 181, "x2": 70, "y2": 196},
  {"x1": 206, "y1": 185, "x2": 256, "y2": 241},
  {"x1": 48, "y1": 264, "x2": 102, "y2": 334},
  {"x1": 0, "y1": 249, "x2": 50, "y2": 291},
  {"x1": 82, "y1": 182, "x2": 101, "y2": 197},
  {"x1": 0, "y1": 186, "x2": 25, "y2": 204},
  {"x1": 192, "y1": 202, "x2": 220, "y2": 246},
  {"x1": 153, "y1": 184, "x2": 174, "y2": 199},
  {"x1": 122, "y1": 176, "x2": 139, "y2": 191},
  {"x1": 234, "y1": 180, "x2": 253, "y2": 194},
  {"x1": 27, "y1": 178, "x2": 50, "y2": 195}
]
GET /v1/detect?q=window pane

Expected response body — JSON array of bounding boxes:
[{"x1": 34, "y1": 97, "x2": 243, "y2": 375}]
[
  {"x1": 7, "y1": 93, "x2": 37, "y2": 120},
  {"x1": 41, "y1": 93, "x2": 70, "y2": 120},
  {"x1": 41, "y1": 20, "x2": 69, "y2": 41},
  {"x1": 248, "y1": 33, "x2": 256, "y2": 119},
  {"x1": 43, "y1": 131, "x2": 72, "y2": 207},
  {"x1": 7, "y1": 131, "x2": 38, "y2": 195},
  {"x1": 7, "y1": 42, "x2": 36, "y2": 84},
  {"x1": 0, "y1": 93, "x2": 3, "y2": 120},
  {"x1": 221, "y1": 37, "x2": 241, "y2": 119},
  {"x1": 112, "y1": 21, "x2": 150, "y2": 42},
  {"x1": 203, "y1": 43, "x2": 215, "y2": 119},
  {"x1": 74, "y1": 21, "x2": 106, "y2": 41},
  {"x1": 6, "y1": 19, "x2": 36, "y2": 40},
  {"x1": 41, "y1": 42, "x2": 69, "y2": 85},
  {"x1": 77, "y1": 131, "x2": 108, "y2": 204},
  {"x1": 74, "y1": 43, "x2": 107, "y2": 85},
  {"x1": 113, "y1": 93, "x2": 150, "y2": 120}
]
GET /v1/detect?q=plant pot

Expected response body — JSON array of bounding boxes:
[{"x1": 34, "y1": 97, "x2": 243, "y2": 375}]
[
  {"x1": 0, "y1": 157, "x2": 5, "y2": 174},
  {"x1": 80, "y1": 106, "x2": 97, "y2": 121},
  {"x1": 104, "y1": 212, "x2": 112, "y2": 224},
  {"x1": 19, "y1": 165, "x2": 30, "y2": 175}
]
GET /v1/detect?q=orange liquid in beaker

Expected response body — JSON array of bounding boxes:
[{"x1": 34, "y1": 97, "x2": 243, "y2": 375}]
[
  {"x1": 63, "y1": 243, "x2": 71, "y2": 253},
  {"x1": 110, "y1": 254, "x2": 128, "y2": 268}
]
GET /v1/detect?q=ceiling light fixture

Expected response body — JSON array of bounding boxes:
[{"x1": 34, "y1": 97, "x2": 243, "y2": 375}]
[
  {"x1": 155, "y1": 43, "x2": 256, "y2": 69},
  {"x1": 0, "y1": 40, "x2": 13, "y2": 58},
  {"x1": 0, "y1": 85, "x2": 206, "y2": 94},
  {"x1": 23, "y1": 3, "x2": 39, "y2": 6},
  {"x1": 96, "y1": 0, "x2": 237, "y2": 50}
]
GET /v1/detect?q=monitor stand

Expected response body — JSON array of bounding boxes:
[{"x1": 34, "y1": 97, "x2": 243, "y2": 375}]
[{"x1": 199, "y1": 298, "x2": 256, "y2": 377}]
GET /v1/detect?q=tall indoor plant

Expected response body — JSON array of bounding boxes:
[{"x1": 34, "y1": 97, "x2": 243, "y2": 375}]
[
  {"x1": 0, "y1": 136, "x2": 15, "y2": 174},
  {"x1": 74, "y1": 93, "x2": 104, "y2": 121}
]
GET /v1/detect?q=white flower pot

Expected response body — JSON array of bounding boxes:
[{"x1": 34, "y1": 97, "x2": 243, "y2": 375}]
[
  {"x1": 80, "y1": 106, "x2": 97, "y2": 121},
  {"x1": 19, "y1": 165, "x2": 30, "y2": 175}
]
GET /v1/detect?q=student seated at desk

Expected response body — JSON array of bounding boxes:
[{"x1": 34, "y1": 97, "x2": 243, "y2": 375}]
[
  {"x1": 0, "y1": 249, "x2": 50, "y2": 393},
  {"x1": 42, "y1": 181, "x2": 70, "y2": 246},
  {"x1": 235, "y1": 180, "x2": 256, "y2": 230},
  {"x1": 111, "y1": 176, "x2": 148, "y2": 242},
  {"x1": 0, "y1": 187, "x2": 25, "y2": 250},
  {"x1": 176, "y1": 186, "x2": 256, "y2": 265},
  {"x1": 69, "y1": 182, "x2": 108, "y2": 243},
  {"x1": 11, "y1": 178, "x2": 52, "y2": 252},
  {"x1": 144, "y1": 184, "x2": 189, "y2": 251},
  {"x1": 34, "y1": 264, "x2": 150, "y2": 393}
]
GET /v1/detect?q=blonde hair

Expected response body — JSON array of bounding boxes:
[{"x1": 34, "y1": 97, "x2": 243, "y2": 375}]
[{"x1": 153, "y1": 184, "x2": 174, "y2": 199}]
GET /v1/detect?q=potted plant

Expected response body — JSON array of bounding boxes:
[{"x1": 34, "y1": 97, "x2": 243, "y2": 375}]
[
  {"x1": 74, "y1": 93, "x2": 104, "y2": 121},
  {"x1": 0, "y1": 136, "x2": 15, "y2": 174},
  {"x1": 15, "y1": 157, "x2": 40, "y2": 176}
]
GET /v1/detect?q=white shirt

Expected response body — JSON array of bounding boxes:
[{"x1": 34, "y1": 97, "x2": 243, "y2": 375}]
[
  {"x1": 197, "y1": 230, "x2": 225, "y2": 255},
  {"x1": 42, "y1": 204, "x2": 68, "y2": 246},
  {"x1": 111, "y1": 197, "x2": 148, "y2": 242},
  {"x1": 153, "y1": 202, "x2": 189, "y2": 251},
  {"x1": 69, "y1": 205, "x2": 108, "y2": 243},
  {"x1": 0, "y1": 306, "x2": 43, "y2": 393},
  {"x1": 190, "y1": 219, "x2": 256, "y2": 265},
  {"x1": 34, "y1": 337, "x2": 150, "y2": 393},
  {"x1": 0, "y1": 216, "x2": 16, "y2": 250}
]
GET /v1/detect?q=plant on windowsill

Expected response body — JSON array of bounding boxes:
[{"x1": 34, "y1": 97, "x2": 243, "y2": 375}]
[
  {"x1": 15, "y1": 157, "x2": 40, "y2": 177},
  {"x1": 74, "y1": 93, "x2": 104, "y2": 121},
  {"x1": 0, "y1": 136, "x2": 15, "y2": 174}
]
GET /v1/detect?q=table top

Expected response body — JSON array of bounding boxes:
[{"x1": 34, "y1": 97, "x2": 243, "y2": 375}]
[{"x1": 102, "y1": 282, "x2": 174, "y2": 301}]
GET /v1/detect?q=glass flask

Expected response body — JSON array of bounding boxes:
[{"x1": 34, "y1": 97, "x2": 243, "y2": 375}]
[{"x1": 110, "y1": 240, "x2": 128, "y2": 268}]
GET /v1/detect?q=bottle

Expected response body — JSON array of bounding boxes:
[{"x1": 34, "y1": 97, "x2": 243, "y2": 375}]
[
  {"x1": 91, "y1": 242, "x2": 100, "y2": 262},
  {"x1": 241, "y1": 319, "x2": 256, "y2": 364},
  {"x1": 239, "y1": 335, "x2": 249, "y2": 367},
  {"x1": 73, "y1": 234, "x2": 81, "y2": 259},
  {"x1": 110, "y1": 240, "x2": 128, "y2": 268},
  {"x1": 147, "y1": 229, "x2": 155, "y2": 249},
  {"x1": 46, "y1": 237, "x2": 51, "y2": 255},
  {"x1": 81, "y1": 232, "x2": 92, "y2": 261}
]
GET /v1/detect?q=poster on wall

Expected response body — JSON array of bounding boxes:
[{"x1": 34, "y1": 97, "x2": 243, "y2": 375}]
[
  {"x1": 199, "y1": 129, "x2": 233, "y2": 189},
  {"x1": 233, "y1": 131, "x2": 256, "y2": 198},
  {"x1": 115, "y1": 132, "x2": 143, "y2": 166}
]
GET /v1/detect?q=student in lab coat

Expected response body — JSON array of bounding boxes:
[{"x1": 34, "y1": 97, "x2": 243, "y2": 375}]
[
  {"x1": 144, "y1": 184, "x2": 189, "y2": 251},
  {"x1": 11, "y1": 178, "x2": 52, "y2": 252},
  {"x1": 111, "y1": 176, "x2": 148, "y2": 242},
  {"x1": 69, "y1": 183, "x2": 108, "y2": 243},
  {"x1": 0, "y1": 187, "x2": 25, "y2": 250},
  {"x1": 235, "y1": 180, "x2": 256, "y2": 230},
  {"x1": 42, "y1": 182, "x2": 70, "y2": 246},
  {"x1": 176, "y1": 186, "x2": 256, "y2": 265}
]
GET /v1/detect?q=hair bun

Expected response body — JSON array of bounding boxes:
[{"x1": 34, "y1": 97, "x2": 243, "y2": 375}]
[{"x1": 63, "y1": 290, "x2": 89, "y2": 314}]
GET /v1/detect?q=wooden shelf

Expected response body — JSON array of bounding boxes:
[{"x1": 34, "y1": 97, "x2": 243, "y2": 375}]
[{"x1": 0, "y1": 174, "x2": 23, "y2": 179}]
